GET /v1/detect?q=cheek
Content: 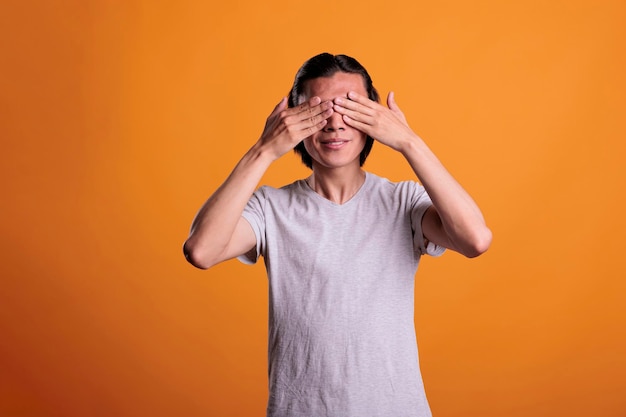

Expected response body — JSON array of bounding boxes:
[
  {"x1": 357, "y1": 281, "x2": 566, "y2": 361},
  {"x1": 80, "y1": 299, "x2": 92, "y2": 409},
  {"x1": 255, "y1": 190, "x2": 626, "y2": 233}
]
[
  {"x1": 302, "y1": 137, "x2": 317, "y2": 156},
  {"x1": 355, "y1": 131, "x2": 368, "y2": 147}
]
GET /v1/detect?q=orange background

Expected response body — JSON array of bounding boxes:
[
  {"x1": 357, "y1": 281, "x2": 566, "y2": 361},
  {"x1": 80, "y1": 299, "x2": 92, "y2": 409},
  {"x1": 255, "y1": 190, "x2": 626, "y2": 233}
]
[{"x1": 1, "y1": 1, "x2": 625, "y2": 416}]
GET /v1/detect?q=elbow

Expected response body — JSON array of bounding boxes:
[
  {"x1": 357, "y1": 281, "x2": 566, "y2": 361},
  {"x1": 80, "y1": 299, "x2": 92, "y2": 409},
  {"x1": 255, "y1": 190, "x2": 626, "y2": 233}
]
[
  {"x1": 183, "y1": 239, "x2": 216, "y2": 270},
  {"x1": 463, "y1": 226, "x2": 493, "y2": 258}
]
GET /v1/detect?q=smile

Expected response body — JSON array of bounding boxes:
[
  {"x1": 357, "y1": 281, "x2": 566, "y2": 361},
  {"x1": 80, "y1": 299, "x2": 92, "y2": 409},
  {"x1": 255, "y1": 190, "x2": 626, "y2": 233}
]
[{"x1": 321, "y1": 140, "x2": 349, "y2": 149}]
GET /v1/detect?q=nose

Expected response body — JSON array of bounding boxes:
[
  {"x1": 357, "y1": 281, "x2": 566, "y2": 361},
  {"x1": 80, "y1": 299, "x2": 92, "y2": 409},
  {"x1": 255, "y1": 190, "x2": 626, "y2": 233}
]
[{"x1": 323, "y1": 111, "x2": 345, "y2": 132}]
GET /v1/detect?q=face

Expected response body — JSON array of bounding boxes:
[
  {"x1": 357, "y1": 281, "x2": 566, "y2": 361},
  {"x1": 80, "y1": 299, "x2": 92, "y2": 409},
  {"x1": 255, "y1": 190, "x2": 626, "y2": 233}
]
[{"x1": 301, "y1": 72, "x2": 368, "y2": 171}]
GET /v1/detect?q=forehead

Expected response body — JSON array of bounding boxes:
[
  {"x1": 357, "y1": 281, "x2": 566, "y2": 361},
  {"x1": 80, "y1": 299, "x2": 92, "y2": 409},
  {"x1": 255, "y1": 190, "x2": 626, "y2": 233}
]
[{"x1": 302, "y1": 72, "x2": 367, "y2": 101}]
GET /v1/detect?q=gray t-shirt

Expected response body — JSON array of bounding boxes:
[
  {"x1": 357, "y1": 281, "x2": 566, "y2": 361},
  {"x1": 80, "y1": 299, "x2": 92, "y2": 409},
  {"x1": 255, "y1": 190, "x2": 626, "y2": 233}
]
[{"x1": 239, "y1": 172, "x2": 444, "y2": 417}]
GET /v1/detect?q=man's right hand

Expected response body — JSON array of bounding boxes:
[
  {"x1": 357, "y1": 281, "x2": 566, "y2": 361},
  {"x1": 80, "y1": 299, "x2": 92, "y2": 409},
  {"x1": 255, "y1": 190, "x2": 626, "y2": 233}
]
[
  {"x1": 184, "y1": 96, "x2": 333, "y2": 269},
  {"x1": 259, "y1": 96, "x2": 334, "y2": 160}
]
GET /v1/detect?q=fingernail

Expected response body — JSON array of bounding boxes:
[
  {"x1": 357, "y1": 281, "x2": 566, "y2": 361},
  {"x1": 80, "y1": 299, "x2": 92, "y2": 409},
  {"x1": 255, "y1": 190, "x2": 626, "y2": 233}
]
[{"x1": 334, "y1": 97, "x2": 343, "y2": 105}]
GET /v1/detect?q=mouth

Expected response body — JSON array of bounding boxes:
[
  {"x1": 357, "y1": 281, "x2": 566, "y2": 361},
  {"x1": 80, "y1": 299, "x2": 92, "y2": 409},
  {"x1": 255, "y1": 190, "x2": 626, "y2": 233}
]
[{"x1": 320, "y1": 139, "x2": 349, "y2": 149}]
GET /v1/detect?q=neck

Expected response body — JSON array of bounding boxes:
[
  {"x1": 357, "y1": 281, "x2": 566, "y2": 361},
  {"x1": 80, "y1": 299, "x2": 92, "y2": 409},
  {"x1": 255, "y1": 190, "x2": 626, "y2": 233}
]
[{"x1": 307, "y1": 167, "x2": 366, "y2": 205}]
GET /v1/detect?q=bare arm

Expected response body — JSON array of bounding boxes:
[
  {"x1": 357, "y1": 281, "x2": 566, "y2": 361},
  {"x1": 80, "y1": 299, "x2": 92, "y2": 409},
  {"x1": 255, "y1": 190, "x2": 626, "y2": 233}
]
[
  {"x1": 333, "y1": 91, "x2": 492, "y2": 258},
  {"x1": 184, "y1": 96, "x2": 334, "y2": 269}
]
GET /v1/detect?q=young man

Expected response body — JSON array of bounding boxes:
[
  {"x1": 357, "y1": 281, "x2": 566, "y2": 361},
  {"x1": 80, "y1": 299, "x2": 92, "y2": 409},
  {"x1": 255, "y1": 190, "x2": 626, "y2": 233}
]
[{"x1": 184, "y1": 53, "x2": 491, "y2": 417}]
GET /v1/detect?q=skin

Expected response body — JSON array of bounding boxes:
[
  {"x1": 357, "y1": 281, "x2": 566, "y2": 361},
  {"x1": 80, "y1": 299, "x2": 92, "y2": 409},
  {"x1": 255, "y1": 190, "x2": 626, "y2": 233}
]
[
  {"x1": 332, "y1": 87, "x2": 492, "y2": 257},
  {"x1": 183, "y1": 72, "x2": 492, "y2": 270},
  {"x1": 298, "y1": 73, "x2": 368, "y2": 203}
]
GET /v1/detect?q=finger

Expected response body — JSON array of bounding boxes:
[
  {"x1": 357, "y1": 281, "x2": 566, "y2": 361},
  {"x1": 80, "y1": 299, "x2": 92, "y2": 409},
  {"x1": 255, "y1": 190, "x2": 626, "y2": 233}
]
[
  {"x1": 276, "y1": 96, "x2": 320, "y2": 122},
  {"x1": 308, "y1": 96, "x2": 322, "y2": 107},
  {"x1": 269, "y1": 97, "x2": 288, "y2": 118},
  {"x1": 333, "y1": 96, "x2": 375, "y2": 117},
  {"x1": 387, "y1": 91, "x2": 404, "y2": 114},
  {"x1": 386, "y1": 91, "x2": 408, "y2": 123},
  {"x1": 276, "y1": 101, "x2": 332, "y2": 141},
  {"x1": 387, "y1": 91, "x2": 398, "y2": 111},
  {"x1": 292, "y1": 96, "x2": 321, "y2": 114},
  {"x1": 278, "y1": 97, "x2": 331, "y2": 133},
  {"x1": 293, "y1": 100, "x2": 333, "y2": 125},
  {"x1": 347, "y1": 91, "x2": 376, "y2": 108},
  {"x1": 302, "y1": 117, "x2": 328, "y2": 137},
  {"x1": 333, "y1": 102, "x2": 373, "y2": 125},
  {"x1": 341, "y1": 114, "x2": 372, "y2": 136},
  {"x1": 290, "y1": 97, "x2": 335, "y2": 123},
  {"x1": 297, "y1": 106, "x2": 333, "y2": 133}
]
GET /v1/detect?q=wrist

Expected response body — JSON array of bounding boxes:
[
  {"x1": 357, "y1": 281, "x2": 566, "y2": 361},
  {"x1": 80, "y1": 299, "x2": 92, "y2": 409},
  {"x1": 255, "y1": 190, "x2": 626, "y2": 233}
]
[
  {"x1": 245, "y1": 140, "x2": 277, "y2": 168},
  {"x1": 398, "y1": 132, "x2": 426, "y2": 157}
]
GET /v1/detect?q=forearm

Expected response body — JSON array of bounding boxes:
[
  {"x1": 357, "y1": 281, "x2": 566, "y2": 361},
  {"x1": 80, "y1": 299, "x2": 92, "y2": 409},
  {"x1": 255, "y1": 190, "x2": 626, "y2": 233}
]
[
  {"x1": 184, "y1": 95, "x2": 334, "y2": 268},
  {"x1": 184, "y1": 141, "x2": 273, "y2": 268},
  {"x1": 400, "y1": 135, "x2": 492, "y2": 257},
  {"x1": 330, "y1": 89, "x2": 491, "y2": 256}
]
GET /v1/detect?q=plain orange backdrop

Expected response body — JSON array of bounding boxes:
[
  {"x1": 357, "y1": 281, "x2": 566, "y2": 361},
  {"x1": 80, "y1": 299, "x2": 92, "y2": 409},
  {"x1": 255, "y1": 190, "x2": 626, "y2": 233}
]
[{"x1": 1, "y1": 1, "x2": 625, "y2": 416}]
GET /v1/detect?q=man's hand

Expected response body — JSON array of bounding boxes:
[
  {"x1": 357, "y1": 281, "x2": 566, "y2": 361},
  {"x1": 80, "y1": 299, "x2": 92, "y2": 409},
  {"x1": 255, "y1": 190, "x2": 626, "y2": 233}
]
[
  {"x1": 259, "y1": 96, "x2": 334, "y2": 160},
  {"x1": 332, "y1": 91, "x2": 417, "y2": 152},
  {"x1": 184, "y1": 96, "x2": 333, "y2": 269}
]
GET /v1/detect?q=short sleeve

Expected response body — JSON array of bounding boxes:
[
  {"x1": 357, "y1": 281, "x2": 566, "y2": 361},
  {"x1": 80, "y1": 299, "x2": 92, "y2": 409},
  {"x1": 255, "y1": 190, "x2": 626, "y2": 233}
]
[
  {"x1": 409, "y1": 183, "x2": 446, "y2": 257},
  {"x1": 237, "y1": 187, "x2": 267, "y2": 265}
]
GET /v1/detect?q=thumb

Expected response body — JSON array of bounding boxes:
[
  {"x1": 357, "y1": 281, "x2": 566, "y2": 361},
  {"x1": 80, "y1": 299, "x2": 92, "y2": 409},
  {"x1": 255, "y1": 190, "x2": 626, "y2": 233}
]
[
  {"x1": 387, "y1": 91, "x2": 399, "y2": 111},
  {"x1": 387, "y1": 91, "x2": 408, "y2": 124},
  {"x1": 270, "y1": 97, "x2": 288, "y2": 117}
]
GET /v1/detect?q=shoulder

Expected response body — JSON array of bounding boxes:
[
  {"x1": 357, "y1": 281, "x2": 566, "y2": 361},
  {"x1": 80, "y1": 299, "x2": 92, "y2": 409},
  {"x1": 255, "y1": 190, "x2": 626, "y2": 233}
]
[
  {"x1": 252, "y1": 179, "x2": 306, "y2": 199},
  {"x1": 246, "y1": 179, "x2": 311, "y2": 215},
  {"x1": 365, "y1": 172, "x2": 426, "y2": 202}
]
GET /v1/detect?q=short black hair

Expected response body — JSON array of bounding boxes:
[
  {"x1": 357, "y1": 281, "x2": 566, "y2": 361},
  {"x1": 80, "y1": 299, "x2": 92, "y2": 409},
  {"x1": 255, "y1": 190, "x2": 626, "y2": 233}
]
[{"x1": 288, "y1": 53, "x2": 380, "y2": 169}]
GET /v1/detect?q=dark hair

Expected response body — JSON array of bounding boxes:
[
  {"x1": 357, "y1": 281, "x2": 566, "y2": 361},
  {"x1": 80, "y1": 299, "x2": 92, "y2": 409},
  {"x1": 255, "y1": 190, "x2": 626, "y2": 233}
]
[{"x1": 288, "y1": 53, "x2": 379, "y2": 169}]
